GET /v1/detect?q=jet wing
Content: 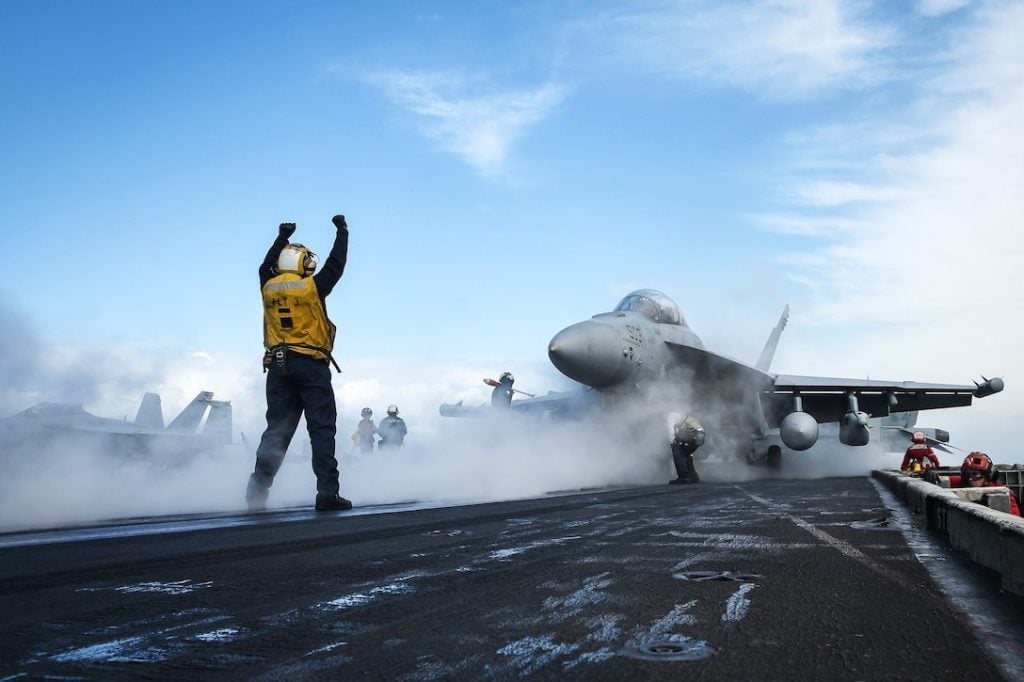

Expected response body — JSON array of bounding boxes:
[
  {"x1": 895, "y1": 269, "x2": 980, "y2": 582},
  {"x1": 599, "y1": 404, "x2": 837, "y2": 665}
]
[
  {"x1": 762, "y1": 374, "x2": 1002, "y2": 426},
  {"x1": 439, "y1": 400, "x2": 489, "y2": 418},
  {"x1": 664, "y1": 341, "x2": 776, "y2": 390},
  {"x1": 440, "y1": 389, "x2": 599, "y2": 419}
]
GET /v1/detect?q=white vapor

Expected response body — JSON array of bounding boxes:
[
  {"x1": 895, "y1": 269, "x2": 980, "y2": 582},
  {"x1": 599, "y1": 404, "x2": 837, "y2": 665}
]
[
  {"x1": 0, "y1": 348, "x2": 665, "y2": 531},
  {"x1": 355, "y1": 68, "x2": 567, "y2": 176},
  {"x1": 0, "y1": 307, "x2": 925, "y2": 532}
]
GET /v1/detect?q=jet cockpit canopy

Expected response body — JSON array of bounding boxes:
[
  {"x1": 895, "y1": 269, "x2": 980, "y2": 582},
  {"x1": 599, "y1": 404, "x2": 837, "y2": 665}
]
[
  {"x1": 15, "y1": 403, "x2": 89, "y2": 418},
  {"x1": 613, "y1": 289, "x2": 684, "y2": 325}
]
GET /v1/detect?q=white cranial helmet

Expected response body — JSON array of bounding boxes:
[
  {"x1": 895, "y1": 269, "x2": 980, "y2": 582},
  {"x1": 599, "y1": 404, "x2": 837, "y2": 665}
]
[{"x1": 278, "y1": 243, "x2": 318, "y2": 276}]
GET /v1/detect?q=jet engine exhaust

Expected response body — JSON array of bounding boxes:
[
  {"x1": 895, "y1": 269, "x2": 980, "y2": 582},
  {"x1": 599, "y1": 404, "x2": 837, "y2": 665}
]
[{"x1": 548, "y1": 321, "x2": 629, "y2": 388}]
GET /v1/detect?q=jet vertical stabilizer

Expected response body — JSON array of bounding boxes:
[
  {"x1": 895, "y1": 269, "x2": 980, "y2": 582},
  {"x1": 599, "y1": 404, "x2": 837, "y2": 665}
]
[
  {"x1": 167, "y1": 391, "x2": 214, "y2": 433},
  {"x1": 755, "y1": 305, "x2": 789, "y2": 372},
  {"x1": 203, "y1": 400, "x2": 233, "y2": 444},
  {"x1": 881, "y1": 411, "x2": 918, "y2": 430},
  {"x1": 134, "y1": 392, "x2": 164, "y2": 429}
]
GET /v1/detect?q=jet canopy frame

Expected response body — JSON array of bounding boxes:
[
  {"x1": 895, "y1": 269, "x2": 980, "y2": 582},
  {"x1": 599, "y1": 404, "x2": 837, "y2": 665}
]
[{"x1": 613, "y1": 289, "x2": 683, "y2": 325}]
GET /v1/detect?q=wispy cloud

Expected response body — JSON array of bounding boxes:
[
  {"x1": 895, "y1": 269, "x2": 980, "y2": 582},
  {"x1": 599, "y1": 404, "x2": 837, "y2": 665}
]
[
  {"x1": 761, "y1": 2, "x2": 1023, "y2": 453},
  {"x1": 594, "y1": 0, "x2": 895, "y2": 98},
  {"x1": 772, "y1": 2, "x2": 1023, "y2": 323},
  {"x1": 915, "y1": 0, "x2": 973, "y2": 18},
  {"x1": 785, "y1": 180, "x2": 904, "y2": 207},
  {"x1": 344, "y1": 2, "x2": 891, "y2": 176},
  {"x1": 356, "y1": 69, "x2": 567, "y2": 177},
  {"x1": 751, "y1": 214, "x2": 865, "y2": 237}
]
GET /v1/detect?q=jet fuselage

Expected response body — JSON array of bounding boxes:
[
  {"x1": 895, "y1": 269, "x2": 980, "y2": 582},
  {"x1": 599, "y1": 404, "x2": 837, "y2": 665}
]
[{"x1": 540, "y1": 289, "x2": 1002, "y2": 459}]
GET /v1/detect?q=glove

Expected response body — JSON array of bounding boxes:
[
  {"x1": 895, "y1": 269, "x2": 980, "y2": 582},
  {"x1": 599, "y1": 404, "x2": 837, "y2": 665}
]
[
  {"x1": 279, "y1": 222, "x2": 296, "y2": 238},
  {"x1": 331, "y1": 214, "x2": 347, "y2": 230}
]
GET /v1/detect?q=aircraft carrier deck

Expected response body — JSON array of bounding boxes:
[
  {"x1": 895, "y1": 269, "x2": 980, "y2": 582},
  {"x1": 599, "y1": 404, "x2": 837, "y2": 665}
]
[{"x1": 2, "y1": 476, "x2": 1022, "y2": 680}]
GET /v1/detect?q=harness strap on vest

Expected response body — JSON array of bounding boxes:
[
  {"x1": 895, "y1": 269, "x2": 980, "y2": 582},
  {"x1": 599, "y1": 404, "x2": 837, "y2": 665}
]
[{"x1": 270, "y1": 342, "x2": 342, "y2": 373}]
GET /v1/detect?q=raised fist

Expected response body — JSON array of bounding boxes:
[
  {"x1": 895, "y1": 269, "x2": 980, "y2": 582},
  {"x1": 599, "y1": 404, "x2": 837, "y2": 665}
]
[
  {"x1": 279, "y1": 222, "x2": 297, "y2": 238},
  {"x1": 331, "y1": 214, "x2": 347, "y2": 230}
]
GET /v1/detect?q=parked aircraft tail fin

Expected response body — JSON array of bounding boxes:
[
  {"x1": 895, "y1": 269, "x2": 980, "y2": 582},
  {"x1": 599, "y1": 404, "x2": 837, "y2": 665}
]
[
  {"x1": 167, "y1": 391, "x2": 215, "y2": 433},
  {"x1": 134, "y1": 392, "x2": 164, "y2": 429},
  {"x1": 881, "y1": 410, "x2": 918, "y2": 429},
  {"x1": 203, "y1": 400, "x2": 233, "y2": 444},
  {"x1": 756, "y1": 305, "x2": 789, "y2": 372}
]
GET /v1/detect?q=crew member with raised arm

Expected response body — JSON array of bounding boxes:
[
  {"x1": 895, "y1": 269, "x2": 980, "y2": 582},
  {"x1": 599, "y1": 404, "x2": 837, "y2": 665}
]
[{"x1": 246, "y1": 215, "x2": 352, "y2": 512}]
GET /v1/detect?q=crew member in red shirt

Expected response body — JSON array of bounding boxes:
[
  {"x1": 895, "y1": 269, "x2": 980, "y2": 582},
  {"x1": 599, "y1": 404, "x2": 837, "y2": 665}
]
[
  {"x1": 951, "y1": 451, "x2": 1021, "y2": 517},
  {"x1": 901, "y1": 432, "x2": 941, "y2": 473}
]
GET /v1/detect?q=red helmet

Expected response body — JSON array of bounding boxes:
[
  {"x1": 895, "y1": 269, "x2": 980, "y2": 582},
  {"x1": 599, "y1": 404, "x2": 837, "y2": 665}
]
[
  {"x1": 912, "y1": 432, "x2": 926, "y2": 444},
  {"x1": 961, "y1": 451, "x2": 993, "y2": 479}
]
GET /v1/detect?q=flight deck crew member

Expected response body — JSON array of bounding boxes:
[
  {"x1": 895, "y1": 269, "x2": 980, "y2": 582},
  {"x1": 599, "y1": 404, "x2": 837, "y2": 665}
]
[
  {"x1": 900, "y1": 432, "x2": 940, "y2": 473},
  {"x1": 246, "y1": 215, "x2": 352, "y2": 513},
  {"x1": 378, "y1": 404, "x2": 407, "y2": 449},
  {"x1": 953, "y1": 451, "x2": 1021, "y2": 516},
  {"x1": 491, "y1": 371, "x2": 515, "y2": 408},
  {"x1": 670, "y1": 415, "x2": 705, "y2": 484},
  {"x1": 355, "y1": 407, "x2": 377, "y2": 454}
]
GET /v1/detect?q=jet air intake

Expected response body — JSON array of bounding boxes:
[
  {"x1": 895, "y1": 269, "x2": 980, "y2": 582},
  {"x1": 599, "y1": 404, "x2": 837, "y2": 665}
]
[{"x1": 548, "y1": 321, "x2": 630, "y2": 388}]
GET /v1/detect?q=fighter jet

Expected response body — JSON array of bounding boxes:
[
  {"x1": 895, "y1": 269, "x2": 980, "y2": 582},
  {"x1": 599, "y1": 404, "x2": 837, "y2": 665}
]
[
  {"x1": 442, "y1": 289, "x2": 1003, "y2": 465},
  {"x1": 0, "y1": 391, "x2": 233, "y2": 462}
]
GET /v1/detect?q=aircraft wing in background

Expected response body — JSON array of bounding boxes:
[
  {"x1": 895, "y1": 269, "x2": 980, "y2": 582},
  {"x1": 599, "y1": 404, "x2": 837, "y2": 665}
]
[
  {"x1": 761, "y1": 374, "x2": 1004, "y2": 449},
  {"x1": 883, "y1": 426, "x2": 960, "y2": 455},
  {"x1": 440, "y1": 389, "x2": 598, "y2": 420}
]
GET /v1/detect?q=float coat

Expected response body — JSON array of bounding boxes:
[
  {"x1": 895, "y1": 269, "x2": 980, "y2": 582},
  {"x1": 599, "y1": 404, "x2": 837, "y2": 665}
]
[{"x1": 262, "y1": 273, "x2": 336, "y2": 361}]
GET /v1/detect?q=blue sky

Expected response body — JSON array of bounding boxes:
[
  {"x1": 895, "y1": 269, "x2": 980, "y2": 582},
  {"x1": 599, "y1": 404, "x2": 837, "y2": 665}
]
[{"x1": 1, "y1": 0, "x2": 1021, "y2": 459}]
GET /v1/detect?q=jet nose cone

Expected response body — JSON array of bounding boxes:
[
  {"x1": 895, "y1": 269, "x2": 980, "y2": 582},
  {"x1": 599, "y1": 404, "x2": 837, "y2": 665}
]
[{"x1": 548, "y1": 321, "x2": 627, "y2": 388}]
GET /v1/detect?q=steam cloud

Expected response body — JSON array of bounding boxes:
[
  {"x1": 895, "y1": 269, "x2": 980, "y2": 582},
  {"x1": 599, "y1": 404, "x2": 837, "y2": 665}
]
[{"x1": 0, "y1": 299, "x2": 903, "y2": 533}]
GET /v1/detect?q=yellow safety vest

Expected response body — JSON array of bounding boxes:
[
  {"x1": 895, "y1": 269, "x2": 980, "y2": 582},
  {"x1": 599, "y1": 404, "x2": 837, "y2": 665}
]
[{"x1": 262, "y1": 273, "x2": 336, "y2": 361}]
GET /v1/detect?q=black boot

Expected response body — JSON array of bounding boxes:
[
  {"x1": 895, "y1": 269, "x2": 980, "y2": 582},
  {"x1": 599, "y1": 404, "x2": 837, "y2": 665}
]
[
  {"x1": 246, "y1": 474, "x2": 269, "y2": 512},
  {"x1": 315, "y1": 492, "x2": 353, "y2": 511},
  {"x1": 670, "y1": 446, "x2": 690, "y2": 485},
  {"x1": 684, "y1": 454, "x2": 700, "y2": 483}
]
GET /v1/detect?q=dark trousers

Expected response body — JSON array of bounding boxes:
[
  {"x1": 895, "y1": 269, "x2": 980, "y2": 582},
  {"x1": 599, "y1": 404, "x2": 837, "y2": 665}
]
[
  {"x1": 251, "y1": 352, "x2": 339, "y2": 495},
  {"x1": 671, "y1": 442, "x2": 701, "y2": 483}
]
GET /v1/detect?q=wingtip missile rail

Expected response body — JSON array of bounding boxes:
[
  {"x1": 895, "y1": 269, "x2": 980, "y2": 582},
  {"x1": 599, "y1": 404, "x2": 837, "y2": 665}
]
[{"x1": 973, "y1": 376, "x2": 1005, "y2": 399}]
